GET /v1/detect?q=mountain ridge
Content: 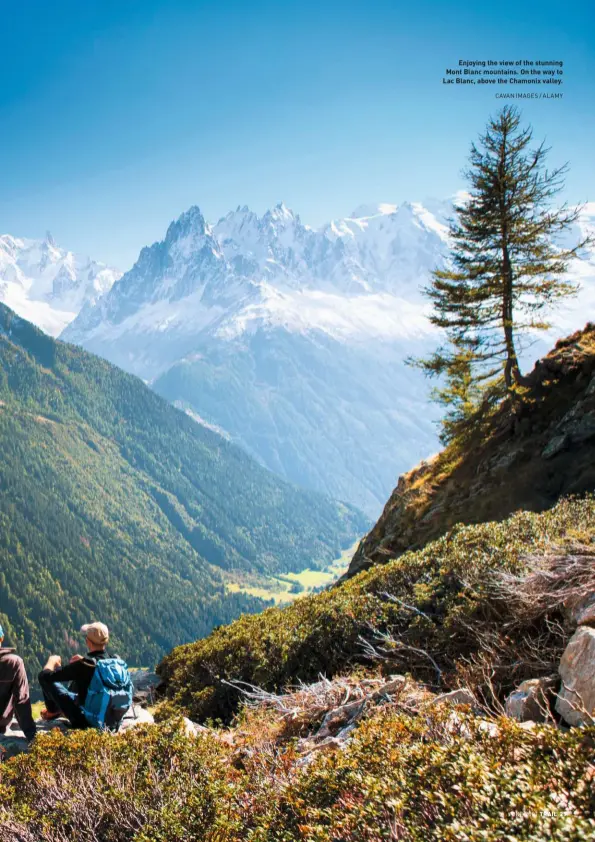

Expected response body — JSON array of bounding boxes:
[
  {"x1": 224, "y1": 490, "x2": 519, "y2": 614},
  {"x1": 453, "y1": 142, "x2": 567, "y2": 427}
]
[
  {"x1": 0, "y1": 232, "x2": 121, "y2": 337},
  {"x1": 11, "y1": 199, "x2": 595, "y2": 515},
  {"x1": 0, "y1": 302, "x2": 366, "y2": 676}
]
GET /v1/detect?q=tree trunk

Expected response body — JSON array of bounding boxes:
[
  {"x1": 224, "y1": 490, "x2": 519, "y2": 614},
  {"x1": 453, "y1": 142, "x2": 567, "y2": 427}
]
[
  {"x1": 497, "y1": 127, "x2": 523, "y2": 392},
  {"x1": 501, "y1": 241, "x2": 522, "y2": 390}
]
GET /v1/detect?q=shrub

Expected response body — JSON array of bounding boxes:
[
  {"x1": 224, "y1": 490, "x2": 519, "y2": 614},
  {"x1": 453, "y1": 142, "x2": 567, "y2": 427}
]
[
  {"x1": 1, "y1": 710, "x2": 593, "y2": 841},
  {"x1": 157, "y1": 496, "x2": 595, "y2": 722}
]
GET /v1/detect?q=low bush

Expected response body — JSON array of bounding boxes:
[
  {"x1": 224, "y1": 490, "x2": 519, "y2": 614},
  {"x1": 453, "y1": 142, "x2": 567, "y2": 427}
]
[
  {"x1": 157, "y1": 495, "x2": 595, "y2": 722},
  {"x1": 1, "y1": 711, "x2": 593, "y2": 841}
]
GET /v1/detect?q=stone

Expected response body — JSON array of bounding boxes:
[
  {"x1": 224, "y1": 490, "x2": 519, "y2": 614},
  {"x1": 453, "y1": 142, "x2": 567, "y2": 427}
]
[
  {"x1": 316, "y1": 700, "x2": 364, "y2": 739},
  {"x1": 570, "y1": 593, "x2": 595, "y2": 627},
  {"x1": 181, "y1": 716, "x2": 210, "y2": 738},
  {"x1": 477, "y1": 720, "x2": 500, "y2": 738},
  {"x1": 542, "y1": 435, "x2": 568, "y2": 460},
  {"x1": 131, "y1": 669, "x2": 163, "y2": 705},
  {"x1": 0, "y1": 706, "x2": 153, "y2": 759},
  {"x1": 556, "y1": 627, "x2": 595, "y2": 726},
  {"x1": 371, "y1": 675, "x2": 407, "y2": 701},
  {"x1": 118, "y1": 705, "x2": 154, "y2": 731},
  {"x1": 566, "y1": 591, "x2": 595, "y2": 625},
  {"x1": 432, "y1": 688, "x2": 478, "y2": 708},
  {"x1": 576, "y1": 602, "x2": 595, "y2": 627},
  {"x1": 505, "y1": 675, "x2": 558, "y2": 723}
]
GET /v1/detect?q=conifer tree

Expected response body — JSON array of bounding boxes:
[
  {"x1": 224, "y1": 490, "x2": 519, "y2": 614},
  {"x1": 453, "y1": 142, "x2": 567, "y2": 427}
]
[{"x1": 417, "y1": 106, "x2": 589, "y2": 441}]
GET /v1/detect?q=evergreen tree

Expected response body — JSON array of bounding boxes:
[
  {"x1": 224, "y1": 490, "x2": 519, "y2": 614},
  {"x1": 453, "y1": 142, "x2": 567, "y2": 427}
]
[{"x1": 417, "y1": 106, "x2": 589, "y2": 440}]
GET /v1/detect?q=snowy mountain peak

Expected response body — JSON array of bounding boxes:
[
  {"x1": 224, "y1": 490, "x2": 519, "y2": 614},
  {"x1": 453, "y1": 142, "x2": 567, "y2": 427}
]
[
  {"x1": 0, "y1": 233, "x2": 121, "y2": 337},
  {"x1": 349, "y1": 202, "x2": 398, "y2": 219},
  {"x1": 269, "y1": 201, "x2": 295, "y2": 221},
  {"x1": 165, "y1": 205, "x2": 209, "y2": 244}
]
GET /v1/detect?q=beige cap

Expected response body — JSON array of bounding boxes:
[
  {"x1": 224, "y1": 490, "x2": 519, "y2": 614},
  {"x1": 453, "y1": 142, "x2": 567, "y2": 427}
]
[{"x1": 81, "y1": 622, "x2": 109, "y2": 646}]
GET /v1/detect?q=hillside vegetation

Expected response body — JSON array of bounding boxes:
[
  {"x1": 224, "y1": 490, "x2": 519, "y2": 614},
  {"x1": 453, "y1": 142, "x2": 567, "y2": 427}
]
[
  {"x1": 2, "y1": 708, "x2": 594, "y2": 841},
  {"x1": 347, "y1": 323, "x2": 595, "y2": 578},
  {"x1": 157, "y1": 495, "x2": 595, "y2": 723},
  {"x1": 2, "y1": 325, "x2": 595, "y2": 840},
  {"x1": 3, "y1": 492, "x2": 595, "y2": 840},
  {"x1": 0, "y1": 304, "x2": 366, "y2": 674}
]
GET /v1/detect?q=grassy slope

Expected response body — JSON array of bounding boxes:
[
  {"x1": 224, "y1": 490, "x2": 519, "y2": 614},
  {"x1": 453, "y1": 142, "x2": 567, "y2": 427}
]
[
  {"x1": 0, "y1": 304, "x2": 367, "y2": 673},
  {"x1": 157, "y1": 495, "x2": 595, "y2": 723}
]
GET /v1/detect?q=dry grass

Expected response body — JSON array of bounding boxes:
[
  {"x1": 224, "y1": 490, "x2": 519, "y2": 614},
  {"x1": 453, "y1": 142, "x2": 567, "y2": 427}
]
[{"x1": 493, "y1": 544, "x2": 595, "y2": 622}]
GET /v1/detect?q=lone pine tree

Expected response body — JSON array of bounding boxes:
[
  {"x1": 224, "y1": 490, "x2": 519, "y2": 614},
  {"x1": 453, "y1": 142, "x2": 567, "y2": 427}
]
[{"x1": 417, "y1": 106, "x2": 589, "y2": 442}]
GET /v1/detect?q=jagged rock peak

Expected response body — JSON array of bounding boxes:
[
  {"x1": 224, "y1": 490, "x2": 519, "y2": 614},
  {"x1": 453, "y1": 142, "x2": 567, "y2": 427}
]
[{"x1": 165, "y1": 205, "x2": 209, "y2": 243}]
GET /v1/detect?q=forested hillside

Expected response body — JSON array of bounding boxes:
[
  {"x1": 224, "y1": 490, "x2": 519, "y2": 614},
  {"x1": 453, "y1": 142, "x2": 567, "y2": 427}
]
[{"x1": 0, "y1": 304, "x2": 366, "y2": 675}]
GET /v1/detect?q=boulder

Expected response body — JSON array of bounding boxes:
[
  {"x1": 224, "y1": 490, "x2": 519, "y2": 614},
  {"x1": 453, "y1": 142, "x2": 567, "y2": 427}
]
[
  {"x1": 568, "y1": 593, "x2": 595, "y2": 627},
  {"x1": 556, "y1": 627, "x2": 595, "y2": 726},
  {"x1": 181, "y1": 717, "x2": 210, "y2": 738},
  {"x1": 432, "y1": 688, "x2": 478, "y2": 708},
  {"x1": 542, "y1": 435, "x2": 568, "y2": 460},
  {"x1": 118, "y1": 705, "x2": 155, "y2": 731},
  {"x1": 576, "y1": 601, "x2": 595, "y2": 627},
  {"x1": 0, "y1": 717, "x2": 68, "y2": 759},
  {"x1": 505, "y1": 675, "x2": 558, "y2": 722},
  {"x1": 131, "y1": 669, "x2": 163, "y2": 705}
]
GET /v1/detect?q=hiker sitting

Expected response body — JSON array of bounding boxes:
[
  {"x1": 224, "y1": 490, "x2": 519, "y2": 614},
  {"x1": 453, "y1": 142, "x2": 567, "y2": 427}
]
[
  {"x1": 39, "y1": 621, "x2": 131, "y2": 731},
  {"x1": 0, "y1": 623, "x2": 37, "y2": 743}
]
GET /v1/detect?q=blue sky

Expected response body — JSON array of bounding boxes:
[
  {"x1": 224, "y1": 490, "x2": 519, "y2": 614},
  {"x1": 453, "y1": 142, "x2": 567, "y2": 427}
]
[{"x1": 1, "y1": 0, "x2": 593, "y2": 268}]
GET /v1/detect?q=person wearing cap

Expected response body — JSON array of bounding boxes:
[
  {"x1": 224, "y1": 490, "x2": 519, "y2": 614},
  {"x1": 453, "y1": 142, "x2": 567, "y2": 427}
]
[
  {"x1": 0, "y1": 623, "x2": 37, "y2": 743},
  {"x1": 38, "y1": 622, "x2": 111, "y2": 729}
]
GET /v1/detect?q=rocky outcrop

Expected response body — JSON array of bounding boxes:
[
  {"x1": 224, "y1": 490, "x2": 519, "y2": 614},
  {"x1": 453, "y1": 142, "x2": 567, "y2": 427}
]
[
  {"x1": 347, "y1": 324, "x2": 595, "y2": 578},
  {"x1": 432, "y1": 688, "x2": 479, "y2": 709},
  {"x1": 556, "y1": 626, "x2": 595, "y2": 726},
  {"x1": 505, "y1": 676, "x2": 558, "y2": 723}
]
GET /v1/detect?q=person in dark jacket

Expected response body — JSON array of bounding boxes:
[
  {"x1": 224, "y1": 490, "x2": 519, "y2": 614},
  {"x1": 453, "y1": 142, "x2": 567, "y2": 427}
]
[
  {"x1": 38, "y1": 622, "x2": 110, "y2": 729},
  {"x1": 0, "y1": 623, "x2": 37, "y2": 743}
]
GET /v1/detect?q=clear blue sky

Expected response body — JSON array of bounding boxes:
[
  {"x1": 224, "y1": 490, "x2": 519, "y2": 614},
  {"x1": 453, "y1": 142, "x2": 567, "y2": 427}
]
[{"x1": 1, "y1": 0, "x2": 593, "y2": 268}]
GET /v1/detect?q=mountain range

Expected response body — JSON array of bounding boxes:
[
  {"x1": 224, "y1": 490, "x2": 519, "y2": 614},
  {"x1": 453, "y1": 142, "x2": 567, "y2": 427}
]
[
  {"x1": 4, "y1": 200, "x2": 593, "y2": 515},
  {"x1": 0, "y1": 232, "x2": 121, "y2": 337},
  {"x1": 0, "y1": 302, "x2": 365, "y2": 674}
]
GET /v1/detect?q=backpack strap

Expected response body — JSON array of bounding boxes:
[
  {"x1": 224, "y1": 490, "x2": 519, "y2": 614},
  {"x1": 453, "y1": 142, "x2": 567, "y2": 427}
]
[{"x1": 96, "y1": 677, "x2": 111, "y2": 730}]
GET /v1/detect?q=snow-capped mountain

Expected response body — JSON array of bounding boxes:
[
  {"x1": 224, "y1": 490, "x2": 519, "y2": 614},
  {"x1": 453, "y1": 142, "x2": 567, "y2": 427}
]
[
  {"x1": 62, "y1": 199, "x2": 595, "y2": 515},
  {"x1": 0, "y1": 232, "x2": 121, "y2": 336}
]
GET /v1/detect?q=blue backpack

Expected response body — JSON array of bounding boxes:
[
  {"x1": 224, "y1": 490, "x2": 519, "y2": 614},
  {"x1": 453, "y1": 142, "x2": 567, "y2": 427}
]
[{"x1": 82, "y1": 657, "x2": 133, "y2": 731}]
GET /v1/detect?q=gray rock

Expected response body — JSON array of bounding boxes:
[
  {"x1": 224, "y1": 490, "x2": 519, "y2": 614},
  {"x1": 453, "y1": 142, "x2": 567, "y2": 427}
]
[
  {"x1": 576, "y1": 600, "x2": 595, "y2": 627},
  {"x1": 118, "y1": 705, "x2": 155, "y2": 731},
  {"x1": 0, "y1": 718, "x2": 69, "y2": 759},
  {"x1": 1, "y1": 706, "x2": 154, "y2": 758},
  {"x1": 432, "y1": 688, "x2": 478, "y2": 708},
  {"x1": 556, "y1": 627, "x2": 595, "y2": 726},
  {"x1": 371, "y1": 675, "x2": 407, "y2": 701},
  {"x1": 181, "y1": 717, "x2": 210, "y2": 738},
  {"x1": 542, "y1": 435, "x2": 568, "y2": 460},
  {"x1": 568, "y1": 593, "x2": 595, "y2": 626},
  {"x1": 131, "y1": 669, "x2": 163, "y2": 705},
  {"x1": 505, "y1": 675, "x2": 558, "y2": 722},
  {"x1": 568, "y1": 412, "x2": 595, "y2": 444}
]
